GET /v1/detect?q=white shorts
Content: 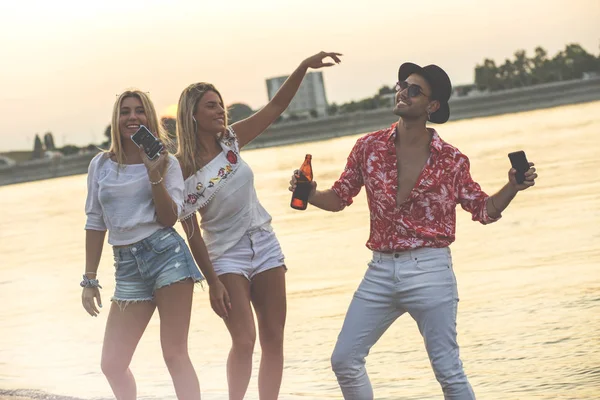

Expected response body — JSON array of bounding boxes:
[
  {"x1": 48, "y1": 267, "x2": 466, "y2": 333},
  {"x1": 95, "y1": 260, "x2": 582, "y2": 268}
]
[{"x1": 212, "y1": 226, "x2": 286, "y2": 280}]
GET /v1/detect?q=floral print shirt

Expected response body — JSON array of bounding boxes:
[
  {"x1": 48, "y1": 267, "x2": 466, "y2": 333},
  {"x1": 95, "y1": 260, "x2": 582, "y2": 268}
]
[{"x1": 331, "y1": 123, "x2": 500, "y2": 252}]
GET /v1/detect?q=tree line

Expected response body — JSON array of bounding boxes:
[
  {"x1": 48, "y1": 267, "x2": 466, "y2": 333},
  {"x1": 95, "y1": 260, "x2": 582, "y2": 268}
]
[
  {"x1": 30, "y1": 131, "x2": 97, "y2": 160},
  {"x1": 28, "y1": 42, "x2": 600, "y2": 159},
  {"x1": 474, "y1": 43, "x2": 600, "y2": 92},
  {"x1": 297, "y1": 43, "x2": 600, "y2": 116}
]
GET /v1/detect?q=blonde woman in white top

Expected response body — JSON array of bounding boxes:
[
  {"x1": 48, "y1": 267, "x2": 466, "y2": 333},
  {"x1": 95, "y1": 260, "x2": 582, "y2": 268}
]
[
  {"x1": 83, "y1": 89, "x2": 215, "y2": 400},
  {"x1": 175, "y1": 52, "x2": 342, "y2": 400}
]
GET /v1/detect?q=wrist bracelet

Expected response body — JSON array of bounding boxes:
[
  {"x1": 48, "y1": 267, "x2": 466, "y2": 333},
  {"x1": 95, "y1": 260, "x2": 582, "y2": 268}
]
[
  {"x1": 150, "y1": 175, "x2": 163, "y2": 185},
  {"x1": 80, "y1": 275, "x2": 102, "y2": 289}
]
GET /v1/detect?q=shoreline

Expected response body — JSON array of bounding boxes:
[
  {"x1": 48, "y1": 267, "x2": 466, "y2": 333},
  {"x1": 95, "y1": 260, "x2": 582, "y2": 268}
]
[
  {"x1": 1, "y1": 77, "x2": 600, "y2": 187},
  {"x1": 0, "y1": 389, "x2": 85, "y2": 400}
]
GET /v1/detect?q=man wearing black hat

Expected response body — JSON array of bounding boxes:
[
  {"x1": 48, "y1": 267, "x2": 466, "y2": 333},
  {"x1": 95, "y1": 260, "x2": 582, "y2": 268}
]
[{"x1": 289, "y1": 62, "x2": 537, "y2": 399}]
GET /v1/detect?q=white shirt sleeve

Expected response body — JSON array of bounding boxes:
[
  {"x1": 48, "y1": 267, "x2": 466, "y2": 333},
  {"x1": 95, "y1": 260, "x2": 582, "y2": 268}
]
[
  {"x1": 84, "y1": 153, "x2": 108, "y2": 231},
  {"x1": 164, "y1": 155, "x2": 185, "y2": 216}
]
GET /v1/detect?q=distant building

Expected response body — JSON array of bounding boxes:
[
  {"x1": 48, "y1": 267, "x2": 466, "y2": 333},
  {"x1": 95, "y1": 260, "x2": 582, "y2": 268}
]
[
  {"x1": 266, "y1": 71, "x2": 328, "y2": 118},
  {"x1": 0, "y1": 155, "x2": 16, "y2": 168},
  {"x1": 452, "y1": 84, "x2": 478, "y2": 98},
  {"x1": 43, "y1": 150, "x2": 63, "y2": 160}
]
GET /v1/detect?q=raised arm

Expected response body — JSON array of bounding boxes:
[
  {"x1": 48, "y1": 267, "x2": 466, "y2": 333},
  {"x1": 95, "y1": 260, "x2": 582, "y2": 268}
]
[{"x1": 232, "y1": 51, "x2": 342, "y2": 148}]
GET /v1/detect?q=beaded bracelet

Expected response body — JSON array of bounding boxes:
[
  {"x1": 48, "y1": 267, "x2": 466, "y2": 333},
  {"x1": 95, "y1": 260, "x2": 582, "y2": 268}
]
[
  {"x1": 150, "y1": 175, "x2": 164, "y2": 185},
  {"x1": 80, "y1": 275, "x2": 102, "y2": 289}
]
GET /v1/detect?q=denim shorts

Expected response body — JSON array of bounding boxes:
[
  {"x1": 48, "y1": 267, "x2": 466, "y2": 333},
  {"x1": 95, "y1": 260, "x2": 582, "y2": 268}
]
[
  {"x1": 111, "y1": 227, "x2": 203, "y2": 302},
  {"x1": 212, "y1": 225, "x2": 286, "y2": 280}
]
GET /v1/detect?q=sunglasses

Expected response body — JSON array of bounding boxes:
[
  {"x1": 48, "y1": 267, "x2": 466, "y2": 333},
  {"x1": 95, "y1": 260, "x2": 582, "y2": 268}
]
[{"x1": 395, "y1": 81, "x2": 428, "y2": 98}]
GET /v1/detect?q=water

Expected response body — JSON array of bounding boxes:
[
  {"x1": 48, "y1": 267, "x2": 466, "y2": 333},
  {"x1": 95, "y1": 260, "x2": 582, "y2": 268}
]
[{"x1": 1, "y1": 102, "x2": 599, "y2": 399}]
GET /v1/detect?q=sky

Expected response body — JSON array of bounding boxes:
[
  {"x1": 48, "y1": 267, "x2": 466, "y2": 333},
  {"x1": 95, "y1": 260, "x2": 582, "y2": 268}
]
[{"x1": 0, "y1": 0, "x2": 599, "y2": 151}]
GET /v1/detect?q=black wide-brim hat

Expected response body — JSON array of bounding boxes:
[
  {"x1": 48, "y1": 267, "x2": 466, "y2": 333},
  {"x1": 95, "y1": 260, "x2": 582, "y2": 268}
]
[{"x1": 398, "y1": 62, "x2": 452, "y2": 124}]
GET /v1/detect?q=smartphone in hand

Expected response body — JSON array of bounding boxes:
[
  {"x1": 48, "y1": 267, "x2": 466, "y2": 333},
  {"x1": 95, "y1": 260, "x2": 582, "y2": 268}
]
[
  {"x1": 508, "y1": 150, "x2": 529, "y2": 184},
  {"x1": 131, "y1": 125, "x2": 163, "y2": 160}
]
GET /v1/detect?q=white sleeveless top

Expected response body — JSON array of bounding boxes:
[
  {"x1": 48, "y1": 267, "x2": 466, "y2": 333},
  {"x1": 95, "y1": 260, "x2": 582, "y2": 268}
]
[{"x1": 180, "y1": 127, "x2": 272, "y2": 259}]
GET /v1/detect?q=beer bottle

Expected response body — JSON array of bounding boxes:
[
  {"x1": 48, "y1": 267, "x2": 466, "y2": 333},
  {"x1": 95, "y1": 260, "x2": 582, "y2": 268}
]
[{"x1": 290, "y1": 154, "x2": 313, "y2": 210}]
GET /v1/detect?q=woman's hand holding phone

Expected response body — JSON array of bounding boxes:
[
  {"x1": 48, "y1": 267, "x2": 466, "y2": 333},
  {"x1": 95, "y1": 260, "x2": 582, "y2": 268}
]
[{"x1": 141, "y1": 145, "x2": 168, "y2": 184}]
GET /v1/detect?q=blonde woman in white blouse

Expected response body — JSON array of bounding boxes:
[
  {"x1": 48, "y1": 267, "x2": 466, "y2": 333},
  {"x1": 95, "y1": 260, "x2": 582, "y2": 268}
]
[
  {"x1": 175, "y1": 52, "x2": 342, "y2": 400},
  {"x1": 83, "y1": 89, "x2": 212, "y2": 400}
]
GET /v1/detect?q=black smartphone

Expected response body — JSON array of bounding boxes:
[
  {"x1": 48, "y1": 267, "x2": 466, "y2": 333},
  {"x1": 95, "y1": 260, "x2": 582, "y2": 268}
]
[
  {"x1": 508, "y1": 150, "x2": 530, "y2": 184},
  {"x1": 131, "y1": 125, "x2": 163, "y2": 160}
]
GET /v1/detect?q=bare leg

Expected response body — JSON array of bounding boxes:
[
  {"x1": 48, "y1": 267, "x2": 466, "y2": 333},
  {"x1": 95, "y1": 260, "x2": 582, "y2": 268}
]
[
  {"x1": 101, "y1": 301, "x2": 156, "y2": 400},
  {"x1": 155, "y1": 279, "x2": 201, "y2": 400},
  {"x1": 219, "y1": 273, "x2": 256, "y2": 400},
  {"x1": 251, "y1": 266, "x2": 287, "y2": 400}
]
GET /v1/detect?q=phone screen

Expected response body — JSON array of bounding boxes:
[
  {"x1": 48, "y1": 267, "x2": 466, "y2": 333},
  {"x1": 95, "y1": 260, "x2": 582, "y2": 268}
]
[{"x1": 131, "y1": 125, "x2": 163, "y2": 159}]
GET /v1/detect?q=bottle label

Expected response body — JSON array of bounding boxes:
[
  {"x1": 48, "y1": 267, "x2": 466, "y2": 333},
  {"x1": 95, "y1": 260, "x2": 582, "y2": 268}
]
[{"x1": 292, "y1": 181, "x2": 312, "y2": 203}]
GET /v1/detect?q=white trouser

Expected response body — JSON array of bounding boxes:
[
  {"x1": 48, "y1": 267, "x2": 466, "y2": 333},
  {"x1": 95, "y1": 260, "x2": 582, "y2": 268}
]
[{"x1": 331, "y1": 247, "x2": 475, "y2": 400}]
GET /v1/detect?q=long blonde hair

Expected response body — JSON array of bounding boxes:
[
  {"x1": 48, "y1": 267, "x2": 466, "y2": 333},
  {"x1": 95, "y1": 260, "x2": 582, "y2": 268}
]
[
  {"x1": 175, "y1": 83, "x2": 228, "y2": 178},
  {"x1": 109, "y1": 89, "x2": 171, "y2": 165}
]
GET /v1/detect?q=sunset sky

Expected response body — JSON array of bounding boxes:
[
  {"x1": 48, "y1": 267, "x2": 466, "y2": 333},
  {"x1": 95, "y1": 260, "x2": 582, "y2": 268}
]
[{"x1": 1, "y1": 0, "x2": 598, "y2": 151}]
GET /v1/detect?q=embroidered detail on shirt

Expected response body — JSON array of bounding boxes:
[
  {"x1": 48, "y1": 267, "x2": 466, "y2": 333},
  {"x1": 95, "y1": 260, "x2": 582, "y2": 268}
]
[
  {"x1": 180, "y1": 126, "x2": 242, "y2": 220},
  {"x1": 186, "y1": 188, "x2": 205, "y2": 205},
  {"x1": 226, "y1": 150, "x2": 238, "y2": 164},
  {"x1": 207, "y1": 164, "x2": 234, "y2": 188}
]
